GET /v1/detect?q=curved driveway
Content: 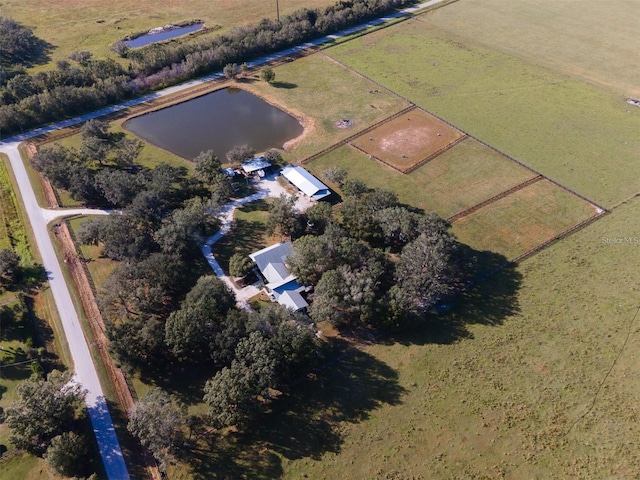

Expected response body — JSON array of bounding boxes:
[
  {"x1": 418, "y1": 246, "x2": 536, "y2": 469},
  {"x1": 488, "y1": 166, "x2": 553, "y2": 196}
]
[{"x1": 0, "y1": 1, "x2": 446, "y2": 477}]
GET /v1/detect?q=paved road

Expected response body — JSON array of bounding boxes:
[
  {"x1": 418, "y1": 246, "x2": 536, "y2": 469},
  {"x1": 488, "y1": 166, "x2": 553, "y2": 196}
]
[
  {"x1": 0, "y1": 0, "x2": 448, "y2": 476},
  {"x1": 0, "y1": 143, "x2": 129, "y2": 480}
]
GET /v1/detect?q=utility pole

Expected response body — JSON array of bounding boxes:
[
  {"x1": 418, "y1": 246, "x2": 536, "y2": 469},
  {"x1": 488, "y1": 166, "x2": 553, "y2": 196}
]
[{"x1": 276, "y1": 0, "x2": 280, "y2": 22}]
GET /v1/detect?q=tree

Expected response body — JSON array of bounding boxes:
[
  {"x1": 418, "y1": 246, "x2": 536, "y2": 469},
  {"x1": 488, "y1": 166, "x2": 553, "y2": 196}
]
[
  {"x1": 376, "y1": 208, "x2": 451, "y2": 248},
  {"x1": 288, "y1": 223, "x2": 369, "y2": 285},
  {"x1": 114, "y1": 136, "x2": 144, "y2": 167},
  {"x1": 69, "y1": 50, "x2": 92, "y2": 65},
  {"x1": 45, "y1": 431, "x2": 87, "y2": 477},
  {"x1": 107, "y1": 314, "x2": 167, "y2": 373},
  {"x1": 229, "y1": 253, "x2": 254, "y2": 278},
  {"x1": 128, "y1": 388, "x2": 186, "y2": 471},
  {"x1": 0, "y1": 248, "x2": 21, "y2": 285},
  {"x1": 0, "y1": 17, "x2": 44, "y2": 68},
  {"x1": 305, "y1": 201, "x2": 333, "y2": 231},
  {"x1": 194, "y1": 150, "x2": 222, "y2": 184},
  {"x1": 260, "y1": 66, "x2": 275, "y2": 83},
  {"x1": 341, "y1": 178, "x2": 368, "y2": 197},
  {"x1": 77, "y1": 217, "x2": 104, "y2": 246},
  {"x1": 94, "y1": 169, "x2": 146, "y2": 207},
  {"x1": 203, "y1": 331, "x2": 277, "y2": 429},
  {"x1": 81, "y1": 118, "x2": 109, "y2": 141},
  {"x1": 395, "y1": 231, "x2": 464, "y2": 314},
  {"x1": 309, "y1": 258, "x2": 384, "y2": 326},
  {"x1": 322, "y1": 166, "x2": 347, "y2": 186},
  {"x1": 223, "y1": 62, "x2": 239, "y2": 79},
  {"x1": 5, "y1": 370, "x2": 86, "y2": 454},
  {"x1": 263, "y1": 148, "x2": 283, "y2": 167},
  {"x1": 164, "y1": 275, "x2": 236, "y2": 363},
  {"x1": 226, "y1": 144, "x2": 255, "y2": 164},
  {"x1": 154, "y1": 198, "x2": 219, "y2": 259},
  {"x1": 266, "y1": 193, "x2": 302, "y2": 239}
]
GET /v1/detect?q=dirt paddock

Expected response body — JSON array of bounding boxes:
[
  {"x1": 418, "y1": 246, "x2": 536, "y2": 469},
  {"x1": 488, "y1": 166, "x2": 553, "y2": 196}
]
[{"x1": 350, "y1": 109, "x2": 464, "y2": 171}]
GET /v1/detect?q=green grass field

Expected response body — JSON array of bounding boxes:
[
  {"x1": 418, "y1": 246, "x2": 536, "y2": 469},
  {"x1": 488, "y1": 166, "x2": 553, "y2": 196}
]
[
  {"x1": 238, "y1": 54, "x2": 409, "y2": 160},
  {"x1": 2, "y1": 0, "x2": 339, "y2": 70},
  {"x1": 279, "y1": 197, "x2": 640, "y2": 479},
  {"x1": 211, "y1": 197, "x2": 273, "y2": 275},
  {"x1": 328, "y1": 18, "x2": 640, "y2": 208},
  {"x1": 452, "y1": 179, "x2": 599, "y2": 260},
  {"x1": 420, "y1": 0, "x2": 640, "y2": 96},
  {"x1": 310, "y1": 137, "x2": 538, "y2": 218}
]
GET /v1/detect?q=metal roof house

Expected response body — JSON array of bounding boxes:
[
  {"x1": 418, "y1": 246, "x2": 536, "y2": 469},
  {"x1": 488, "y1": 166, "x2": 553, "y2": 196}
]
[
  {"x1": 241, "y1": 156, "x2": 272, "y2": 174},
  {"x1": 280, "y1": 165, "x2": 331, "y2": 201},
  {"x1": 249, "y1": 242, "x2": 309, "y2": 311}
]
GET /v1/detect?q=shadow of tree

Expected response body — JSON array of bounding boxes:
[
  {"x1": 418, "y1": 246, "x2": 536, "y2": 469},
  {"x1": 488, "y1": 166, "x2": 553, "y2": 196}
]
[
  {"x1": 270, "y1": 81, "x2": 297, "y2": 89},
  {"x1": 391, "y1": 249, "x2": 522, "y2": 346},
  {"x1": 180, "y1": 339, "x2": 406, "y2": 479}
]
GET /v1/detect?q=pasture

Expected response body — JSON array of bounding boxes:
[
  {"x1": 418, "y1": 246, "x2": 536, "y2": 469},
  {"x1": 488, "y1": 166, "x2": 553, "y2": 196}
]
[
  {"x1": 2, "y1": 0, "x2": 339, "y2": 68},
  {"x1": 328, "y1": 17, "x2": 640, "y2": 208},
  {"x1": 281, "y1": 197, "x2": 640, "y2": 479},
  {"x1": 451, "y1": 179, "x2": 600, "y2": 260},
  {"x1": 421, "y1": 0, "x2": 640, "y2": 96},
  {"x1": 350, "y1": 108, "x2": 465, "y2": 172}
]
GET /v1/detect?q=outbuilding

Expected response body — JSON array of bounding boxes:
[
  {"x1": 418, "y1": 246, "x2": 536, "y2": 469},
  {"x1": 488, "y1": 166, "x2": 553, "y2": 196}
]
[{"x1": 280, "y1": 165, "x2": 330, "y2": 201}]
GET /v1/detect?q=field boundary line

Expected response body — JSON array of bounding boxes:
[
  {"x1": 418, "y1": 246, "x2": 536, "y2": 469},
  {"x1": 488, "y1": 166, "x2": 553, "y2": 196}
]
[
  {"x1": 300, "y1": 105, "x2": 416, "y2": 165},
  {"x1": 403, "y1": 133, "x2": 468, "y2": 174},
  {"x1": 320, "y1": 51, "x2": 415, "y2": 106},
  {"x1": 321, "y1": 52, "x2": 609, "y2": 213},
  {"x1": 348, "y1": 142, "x2": 404, "y2": 173},
  {"x1": 510, "y1": 210, "x2": 608, "y2": 264},
  {"x1": 448, "y1": 175, "x2": 543, "y2": 222}
]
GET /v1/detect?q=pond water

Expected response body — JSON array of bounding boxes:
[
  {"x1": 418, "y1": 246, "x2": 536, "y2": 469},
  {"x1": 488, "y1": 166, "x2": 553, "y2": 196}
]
[
  {"x1": 124, "y1": 23, "x2": 203, "y2": 48},
  {"x1": 124, "y1": 88, "x2": 304, "y2": 161}
]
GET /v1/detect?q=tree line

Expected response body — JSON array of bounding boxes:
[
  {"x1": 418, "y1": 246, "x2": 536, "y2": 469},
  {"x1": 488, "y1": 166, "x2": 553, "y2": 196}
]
[
  {"x1": 31, "y1": 125, "x2": 321, "y2": 470},
  {"x1": 261, "y1": 167, "x2": 472, "y2": 328},
  {"x1": 0, "y1": 0, "x2": 415, "y2": 136}
]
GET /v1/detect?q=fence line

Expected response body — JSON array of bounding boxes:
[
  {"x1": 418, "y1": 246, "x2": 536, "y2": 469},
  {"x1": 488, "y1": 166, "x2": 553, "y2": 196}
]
[
  {"x1": 447, "y1": 175, "x2": 543, "y2": 222},
  {"x1": 301, "y1": 105, "x2": 416, "y2": 164},
  {"x1": 403, "y1": 134, "x2": 468, "y2": 174}
]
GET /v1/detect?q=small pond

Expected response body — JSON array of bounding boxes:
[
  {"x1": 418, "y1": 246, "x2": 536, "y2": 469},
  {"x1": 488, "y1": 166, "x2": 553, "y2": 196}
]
[
  {"x1": 124, "y1": 88, "x2": 304, "y2": 161},
  {"x1": 125, "y1": 23, "x2": 203, "y2": 48}
]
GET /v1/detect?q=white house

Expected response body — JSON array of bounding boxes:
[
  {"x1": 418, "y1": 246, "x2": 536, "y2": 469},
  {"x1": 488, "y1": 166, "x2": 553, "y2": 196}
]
[
  {"x1": 280, "y1": 165, "x2": 331, "y2": 201},
  {"x1": 249, "y1": 242, "x2": 309, "y2": 311}
]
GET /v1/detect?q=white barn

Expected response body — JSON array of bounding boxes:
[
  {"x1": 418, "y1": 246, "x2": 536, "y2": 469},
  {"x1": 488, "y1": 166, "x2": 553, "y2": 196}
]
[{"x1": 280, "y1": 165, "x2": 330, "y2": 201}]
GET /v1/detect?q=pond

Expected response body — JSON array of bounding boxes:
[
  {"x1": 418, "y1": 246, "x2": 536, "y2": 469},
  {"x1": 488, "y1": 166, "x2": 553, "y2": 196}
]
[
  {"x1": 124, "y1": 23, "x2": 204, "y2": 48},
  {"x1": 124, "y1": 88, "x2": 304, "y2": 161}
]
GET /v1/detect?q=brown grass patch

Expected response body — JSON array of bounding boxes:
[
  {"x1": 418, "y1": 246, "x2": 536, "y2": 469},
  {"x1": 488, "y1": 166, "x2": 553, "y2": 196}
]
[{"x1": 350, "y1": 109, "x2": 463, "y2": 171}]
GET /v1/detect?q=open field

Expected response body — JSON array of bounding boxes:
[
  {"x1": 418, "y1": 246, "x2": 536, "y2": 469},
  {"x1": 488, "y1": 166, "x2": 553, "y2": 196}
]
[
  {"x1": 279, "y1": 196, "x2": 640, "y2": 479},
  {"x1": 420, "y1": 0, "x2": 640, "y2": 96},
  {"x1": 452, "y1": 179, "x2": 600, "y2": 260},
  {"x1": 236, "y1": 55, "x2": 409, "y2": 160},
  {"x1": 2, "y1": 0, "x2": 339, "y2": 69},
  {"x1": 328, "y1": 18, "x2": 640, "y2": 208},
  {"x1": 308, "y1": 140, "x2": 536, "y2": 219},
  {"x1": 350, "y1": 108, "x2": 464, "y2": 171}
]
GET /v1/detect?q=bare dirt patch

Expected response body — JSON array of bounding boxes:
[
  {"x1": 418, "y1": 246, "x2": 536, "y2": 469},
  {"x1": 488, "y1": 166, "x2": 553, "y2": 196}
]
[{"x1": 351, "y1": 109, "x2": 463, "y2": 171}]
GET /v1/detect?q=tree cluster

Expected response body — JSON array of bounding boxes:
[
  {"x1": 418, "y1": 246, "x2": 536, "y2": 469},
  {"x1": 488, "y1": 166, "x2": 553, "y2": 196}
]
[
  {"x1": 0, "y1": 0, "x2": 415, "y2": 136},
  {"x1": 289, "y1": 179, "x2": 469, "y2": 328}
]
